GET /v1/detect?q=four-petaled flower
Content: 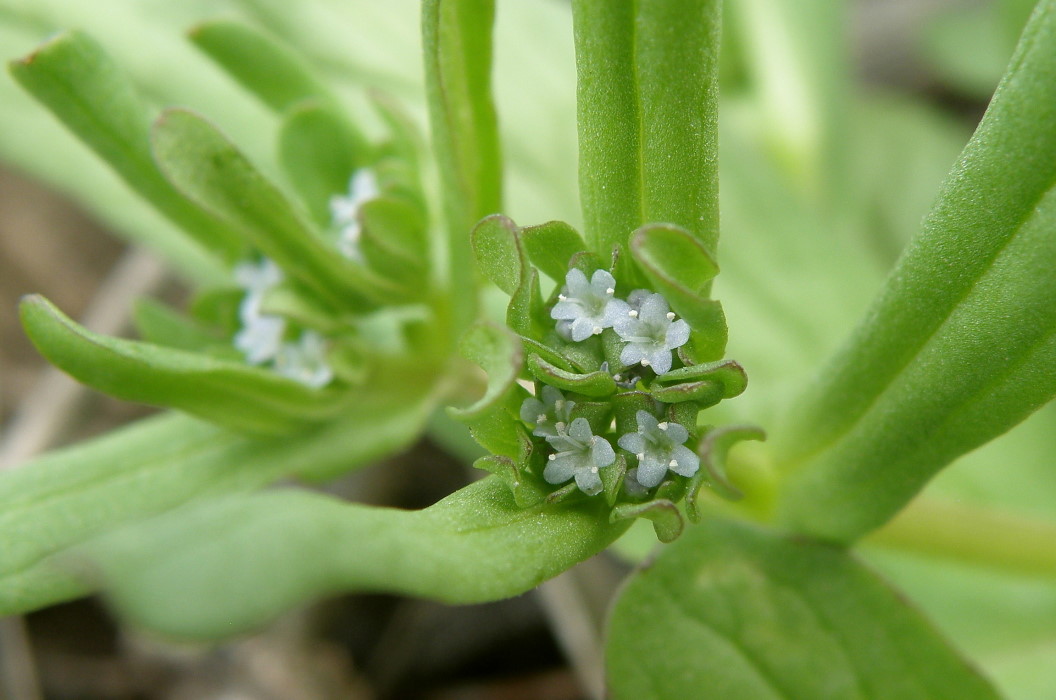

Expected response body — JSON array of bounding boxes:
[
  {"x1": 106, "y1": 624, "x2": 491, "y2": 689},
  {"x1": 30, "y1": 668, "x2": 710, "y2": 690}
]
[
  {"x1": 613, "y1": 292, "x2": 690, "y2": 374},
  {"x1": 543, "y1": 417, "x2": 616, "y2": 495},
  {"x1": 330, "y1": 168, "x2": 380, "y2": 261},
  {"x1": 550, "y1": 269, "x2": 629, "y2": 342},
  {"x1": 519, "y1": 385, "x2": 575, "y2": 438},
  {"x1": 617, "y1": 410, "x2": 699, "y2": 488}
]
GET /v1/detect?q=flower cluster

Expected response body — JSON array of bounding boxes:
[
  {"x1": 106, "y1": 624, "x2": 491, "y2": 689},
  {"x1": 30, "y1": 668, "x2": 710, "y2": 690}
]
[
  {"x1": 232, "y1": 258, "x2": 334, "y2": 388},
  {"x1": 516, "y1": 268, "x2": 701, "y2": 496},
  {"x1": 551, "y1": 269, "x2": 690, "y2": 374}
]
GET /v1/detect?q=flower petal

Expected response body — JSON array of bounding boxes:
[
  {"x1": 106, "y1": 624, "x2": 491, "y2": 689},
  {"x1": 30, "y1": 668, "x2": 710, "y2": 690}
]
[
  {"x1": 617, "y1": 432, "x2": 645, "y2": 454},
  {"x1": 665, "y1": 318, "x2": 691, "y2": 349},
  {"x1": 574, "y1": 468, "x2": 604, "y2": 496},
  {"x1": 636, "y1": 455, "x2": 668, "y2": 488},
  {"x1": 591, "y1": 437, "x2": 615, "y2": 467},
  {"x1": 648, "y1": 347, "x2": 673, "y2": 374},
  {"x1": 519, "y1": 397, "x2": 545, "y2": 424},
  {"x1": 544, "y1": 454, "x2": 578, "y2": 484},
  {"x1": 669, "y1": 445, "x2": 700, "y2": 477},
  {"x1": 664, "y1": 421, "x2": 690, "y2": 445},
  {"x1": 568, "y1": 417, "x2": 593, "y2": 442}
]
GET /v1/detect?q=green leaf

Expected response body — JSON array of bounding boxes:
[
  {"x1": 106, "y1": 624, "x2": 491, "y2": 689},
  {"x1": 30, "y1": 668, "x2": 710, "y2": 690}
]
[
  {"x1": 151, "y1": 108, "x2": 403, "y2": 310},
  {"x1": 686, "y1": 425, "x2": 767, "y2": 519},
  {"x1": 423, "y1": 0, "x2": 501, "y2": 332},
  {"x1": 774, "y1": 1, "x2": 1056, "y2": 542},
  {"x1": 449, "y1": 323, "x2": 527, "y2": 458},
  {"x1": 0, "y1": 376, "x2": 432, "y2": 618},
  {"x1": 189, "y1": 20, "x2": 339, "y2": 113},
  {"x1": 9, "y1": 30, "x2": 242, "y2": 260},
  {"x1": 526, "y1": 353, "x2": 617, "y2": 398},
  {"x1": 21, "y1": 295, "x2": 348, "y2": 435},
  {"x1": 277, "y1": 101, "x2": 363, "y2": 226},
  {"x1": 521, "y1": 220, "x2": 587, "y2": 282},
  {"x1": 75, "y1": 477, "x2": 628, "y2": 639},
  {"x1": 606, "y1": 518, "x2": 1000, "y2": 700},
  {"x1": 471, "y1": 213, "x2": 526, "y2": 295},
  {"x1": 652, "y1": 358, "x2": 748, "y2": 397},
  {"x1": 132, "y1": 298, "x2": 228, "y2": 354},
  {"x1": 572, "y1": 0, "x2": 720, "y2": 259}
]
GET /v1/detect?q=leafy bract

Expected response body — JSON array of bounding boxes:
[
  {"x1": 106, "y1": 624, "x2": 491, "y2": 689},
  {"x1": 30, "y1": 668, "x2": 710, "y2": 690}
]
[
  {"x1": 74, "y1": 477, "x2": 628, "y2": 639},
  {"x1": 606, "y1": 518, "x2": 999, "y2": 700},
  {"x1": 774, "y1": 0, "x2": 1056, "y2": 542}
]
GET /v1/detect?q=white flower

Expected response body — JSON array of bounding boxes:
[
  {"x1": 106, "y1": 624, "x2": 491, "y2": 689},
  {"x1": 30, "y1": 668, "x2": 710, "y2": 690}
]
[
  {"x1": 330, "y1": 168, "x2": 380, "y2": 261},
  {"x1": 274, "y1": 331, "x2": 334, "y2": 388},
  {"x1": 550, "y1": 269, "x2": 629, "y2": 342},
  {"x1": 543, "y1": 417, "x2": 615, "y2": 495},
  {"x1": 612, "y1": 292, "x2": 690, "y2": 374},
  {"x1": 233, "y1": 259, "x2": 286, "y2": 364},
  {"x1": 617, "y1": 410, "x2": 699, "y2": 488},
  {"x1": 519, "y1": 385, "x2": 575, "y2": 438}
]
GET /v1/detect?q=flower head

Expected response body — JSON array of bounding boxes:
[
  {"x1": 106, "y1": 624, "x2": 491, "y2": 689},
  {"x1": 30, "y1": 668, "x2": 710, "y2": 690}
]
[
  {"x1": 543, "y1": 417, "x2": 615, "y2": 495},
  {"x1": 274, "y1": 331, "x2": 334, "y2": 388},
  {"x1": 330, "y1": 168, "x2": 380, "y2": 261},
  {"x1": 612, "y1": 292, "x2": 690, "y2": 374},
  {"x1": 550, "y1": 269, "x2": 629, "y2": 342},
  {"x1": 617, "y1": 410, "x2": 699, "y2": 488},
  {"x1": 519, "y1": 385, "x2": 575, "y2": 438}
]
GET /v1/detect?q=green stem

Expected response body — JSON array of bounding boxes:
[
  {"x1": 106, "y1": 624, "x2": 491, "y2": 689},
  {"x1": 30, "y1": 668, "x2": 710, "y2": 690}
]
[{"x1": 866, "y1": 497, "x2": 1056, "y2": 579}]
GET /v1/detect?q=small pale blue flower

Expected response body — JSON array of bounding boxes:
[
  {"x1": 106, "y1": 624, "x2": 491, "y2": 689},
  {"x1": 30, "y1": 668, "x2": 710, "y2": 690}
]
[
  {"x1": 330, "y1": 168, "x2": 380, "y2": 261},
  {"x1": 274, "y1": 331, "x2": 334, "y2": 388},
  {"x1": 612, "y1": 292, "x2": 689, "y2": 374},
  {"x1": 617, "y1": 410, "x2": 699, "y2": 488},
  {"x1": 543, "y1": 417, "x2": 615, "y2": 495},
  {"x1": 519, "y1": 385, "x2": 575, "y2": 438},
  {"x1": 550, "y1": 269, "x2": 629, "y2": 342}
]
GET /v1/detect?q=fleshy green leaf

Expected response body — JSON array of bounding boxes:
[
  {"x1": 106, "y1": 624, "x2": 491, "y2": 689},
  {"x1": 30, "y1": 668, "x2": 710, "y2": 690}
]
[
  {"x1": 572, "y1": 0, "x2": 720, "y2": 259},
  {"x1": 151, "y1": 108, "x2": 404, "y2": 309},
  {"x1": 526, "y1": 353, "x2": 617, "y2": 398},
  {"x1": 9, "y1": 30, "x2": 242, "y2": 260},
  {"x1": 606, "y1": 518, "x2": 1000, "y2": 700},
  {"x1": 132, "y1": 298, "x2": 228, "y2": 354},
  {"x1": 189, "y1": 20, "x2": 339, "y2": 113},
  {"x1": 774, "y1": 1, "x2": 1056, "y2": 542},
  {"x1": 520, "y1": 220, "x2": 587, "y2": 282},
  {"x1": 75, "y1": 477, "x2": 628, "y2": 639},
  {"x1": 21, "y1": 295, "x2": 348, "y2": 435},
  {"x1": 471, "y1": 213, "x2": 526, "y2": 295},
  {"x1": 423, "y1": 0, "x2": 501, "y2": 332}
]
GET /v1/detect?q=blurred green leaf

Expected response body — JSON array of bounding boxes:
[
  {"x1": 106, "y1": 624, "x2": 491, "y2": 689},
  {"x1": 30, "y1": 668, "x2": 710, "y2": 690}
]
[
  {"x1": 606, "y1": 518, "x2": 999, "y2": 700},
  {"x1": 471, "y1": 213, "x2": 526, "y2": 296},
  {"x1": 520, "y1": 220, "x2": 586, "y2": 283},
  {"x1": 151, "y1": 108, "x2": 404, "y2": 309},
  {"x1": 572, "y1": 0, "x2": 720, "y2": 259},
  {"x1": 76, "y1": 477, "x2": 628, "y2": 639},
  {"x1": 21, "y1": 295, "x2": 349, "y2": 435},
  {"x1": 132, "y1": 297, "x2": 228, "y2": 354},
  {"x1": 277, "y1": 101, "x2": 363, "y2": 226},
  {"x1": 189, "y1": 19, "x2": 339, "y2": 113},
  {"x1": 775, "y1": 0, "x2": 1056, "y2": 542},
  {"x1": 9, "y1": 30, "x2": 243, "y2": 261},
  {"x1": 422, "y1": 0, "x2": 501, "y2": 332}
]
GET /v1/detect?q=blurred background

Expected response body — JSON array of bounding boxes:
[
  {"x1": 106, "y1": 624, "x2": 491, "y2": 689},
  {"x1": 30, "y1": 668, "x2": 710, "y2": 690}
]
[{"x1": 0, "y1": 0, "x2": 1041, "y2": 698}]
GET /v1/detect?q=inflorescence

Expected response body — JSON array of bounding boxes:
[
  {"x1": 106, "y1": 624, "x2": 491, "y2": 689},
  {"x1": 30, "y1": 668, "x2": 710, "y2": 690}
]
[{"x1": 521, "y1": 268, "x2": 700, "y2": 496}]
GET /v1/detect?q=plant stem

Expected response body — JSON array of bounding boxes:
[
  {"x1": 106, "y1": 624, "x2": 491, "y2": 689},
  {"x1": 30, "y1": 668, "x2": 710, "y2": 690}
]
[{"x1": 866, "y1": 497, "x2": 1056, "y2": 579}]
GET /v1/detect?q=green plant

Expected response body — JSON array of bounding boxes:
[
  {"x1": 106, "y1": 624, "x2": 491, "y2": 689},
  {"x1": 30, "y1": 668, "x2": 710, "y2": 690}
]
[{"x1": 2, "y1": 0, "x2": 1055, "y2": 697}]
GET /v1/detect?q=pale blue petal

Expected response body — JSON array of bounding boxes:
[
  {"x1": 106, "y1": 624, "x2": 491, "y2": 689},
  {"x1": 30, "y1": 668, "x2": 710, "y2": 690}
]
[
  {"x1": 550, "y1": 300, "x2": 582, "y2": 320},
  {"x1": 591, "y1": 437, "x2": 615, "y2": 467},
  {"x1": 575, "y1": 469, "x2": 603, "y2": 496},
  {"x1": 620, "y1": 343, "x2": 649, "y2": 367},
  {"x1": 639, "y1": 293, "x2": 669, "y2": 321},
  {"x1": 666, "y1": 319, "x2": 691, "y2": 349},
  {"x1": 520, "y1": 397, "x2": 545, "y2": 424},
  {"x1": 589, "y1": 269, "x2": 616, "y2": 295},
  {"x1": 564, "y1": 268, "x2": 590, "y2": 296},
  {"x1": 636, "y1": 456, "x2": 668, "y2": 488},
  {"x1": 635, "y1": 410, "x2": 659, "y2": 433},
  {"x1": 664, "y1": 421, "x2": 690, "y2": 445},
  {"x1": 570, "y1": 316, "x2": 596, "y2": 341},
  {"x1": 670, "y1": 445, "x2": 700, "y2": 477},
  {"x1": 568, "y1": 417, "x2": 593, "y2": 442},
  {"x1": 648, "y1": 348, "x2": 673, "y2": 374},
  {"x1": 617, "y1": 432, "x2": 645, "y2": 454},
  {"x1": 544, "y1": 455, "x2": 578, "y2": 484}
]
